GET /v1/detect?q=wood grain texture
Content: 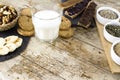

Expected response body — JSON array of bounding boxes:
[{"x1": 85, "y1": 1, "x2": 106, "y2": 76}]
[
  {"x1": 0, "y1": 0, "x2": 120, "y2": 80},
  {"x1": 96, "y1": 21, "x2": 120, "y2": 73}
]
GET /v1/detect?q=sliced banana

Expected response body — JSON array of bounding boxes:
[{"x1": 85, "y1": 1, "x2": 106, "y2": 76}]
[
  {"x1": 5, "y1": 35, "x2": 18, "y2": 43},
  {"x1": 5, "y1": 43, "x2": 17, "y2": 52},
  {"x1": 14, "y1": 38, "x2": 23, "y2": 48},
  {"x1": 0, "y1": 35, "x2": 23, "y2": 55},
  {"x1": 0, "y1": 46, "x2": 9, "y2": 55},
  {"x1": 0, "y1": 38, "x2": 5, "y2": 46}
]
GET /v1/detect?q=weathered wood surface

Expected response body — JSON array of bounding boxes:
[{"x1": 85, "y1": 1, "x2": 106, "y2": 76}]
[
  {"x1": 0, "y1": 0, "x2": 120, "y2": 80},
  {"x1": 96, "y1": 20, "x2": 120, "y2": 73}
]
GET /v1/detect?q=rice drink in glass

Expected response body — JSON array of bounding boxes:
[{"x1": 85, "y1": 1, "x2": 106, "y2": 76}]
[{"x1": 31, "y1": 0, "x2": 62, "y2": 42}]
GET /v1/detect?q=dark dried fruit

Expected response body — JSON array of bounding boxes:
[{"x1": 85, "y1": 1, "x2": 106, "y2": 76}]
[
  {"x1": 78, "y1": 1, "x2": 97, "y2": 28},
  {"x1": 64, "y1": 0, "x2": 91, "y2": 18}
]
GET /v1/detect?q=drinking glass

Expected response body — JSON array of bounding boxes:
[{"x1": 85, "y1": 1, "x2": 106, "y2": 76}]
[{"x1": 31, "y1": 0, "x2": 63, "y2": 42}]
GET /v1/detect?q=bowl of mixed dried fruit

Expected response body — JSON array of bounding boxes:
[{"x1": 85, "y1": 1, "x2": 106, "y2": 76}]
[{"x1": 0, "y1": 4, "x2": 18, "y2": 31}]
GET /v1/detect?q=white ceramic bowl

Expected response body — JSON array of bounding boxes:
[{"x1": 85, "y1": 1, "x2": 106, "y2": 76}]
[
  {"x1": 111, "y1": 40, "x2": 120, "y2": 65},
  {"x1": 96, "y1": 6, "x2": 120, "y2": 25},
  {"x1": 103, "y1": 21, "x2": 120, "y2": 43}
]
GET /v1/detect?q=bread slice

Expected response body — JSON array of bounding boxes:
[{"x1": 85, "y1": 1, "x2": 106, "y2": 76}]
[
  {"x1": 78, "y1": 1, "x2": 97, "y2": 28},
  {"x1": 64, "y1": 0, "x2": 91, "y2": 18}
]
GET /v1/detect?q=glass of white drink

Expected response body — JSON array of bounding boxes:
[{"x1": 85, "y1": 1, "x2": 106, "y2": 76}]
[{"x1": 31, "y1": 0, "x2": 62, "y2": 42}]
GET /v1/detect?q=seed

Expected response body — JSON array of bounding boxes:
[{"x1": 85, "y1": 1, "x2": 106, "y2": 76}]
[
  {"x1": 106, "y1": 24, "x2": 120, "y2": 37},
  {"x1": 114, "y1": 43, "x2": 120, "y2": 57},
  {"x1": 99, "y1": 9, "x2": 118, "y2": 19}
]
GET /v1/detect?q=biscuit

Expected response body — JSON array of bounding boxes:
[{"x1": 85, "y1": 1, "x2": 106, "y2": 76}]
[
  {"x1": 59, "y1": 28, "x2": 74, "y2": 38},
  {"x1": 21, "y1": 8, "x2": 31, "y2": 17},
  {"x1": 18, "y1": 16, "x2": 34, "y2": 31},
  {"x1": 60, "y1": 16, "x2": 71, "y2": 30},
  {"x1": 17, "y1": 27, "x2": 34, "y2": 36}
]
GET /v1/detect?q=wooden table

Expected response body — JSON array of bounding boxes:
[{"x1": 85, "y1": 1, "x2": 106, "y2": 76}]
[{"x1": 0, "y1": 0, "x2": 120, "y2": 80}]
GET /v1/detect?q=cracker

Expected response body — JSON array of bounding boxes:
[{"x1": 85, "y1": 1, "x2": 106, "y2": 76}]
[
  {"x1": 60, "y1": 16, "x2": 71, "y2": 30},
  {"x1": 59, "y1": 28, "x2": 74, "y2": 38},
  {"x1": 17, "y1": 27, "x2": 34, "y2": 36},
  {"x1": 18, "y1": 16, "x2": 34, "y2": 31}
]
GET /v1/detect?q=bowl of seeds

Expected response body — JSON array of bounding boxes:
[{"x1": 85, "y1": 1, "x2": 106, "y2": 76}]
[
  {"x1": 0, "y1": 4, "x2": 18, "y2": 31},
  {"x1": 104, "y1": 21, "x2": 120, "y2": 43},
  {"x1": 96, "y1": 6, "x2": 120, "y2": 25},
  {"x1": 111, "y1": 40, "x2": 120, "y2": 65}
]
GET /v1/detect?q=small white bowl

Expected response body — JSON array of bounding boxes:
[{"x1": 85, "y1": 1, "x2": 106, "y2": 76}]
[
  {"x1": 96, "y1": 6, "x2": 120, "y2": 25},
  {"x1": 111, "y1": 40, "x2": 120, "y2": 65},
  {"x1": 103, "y1": 21, "x2": 120, "y2": 43}
]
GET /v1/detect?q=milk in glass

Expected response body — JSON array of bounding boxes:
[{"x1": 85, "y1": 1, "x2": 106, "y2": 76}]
[{"x1": 32, "y1": 10, "x2": 61, "y2": 42}]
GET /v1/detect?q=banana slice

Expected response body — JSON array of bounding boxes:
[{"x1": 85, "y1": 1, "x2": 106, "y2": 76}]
[
  {"x1": 5, "y1": 43, "x2": 17, "y2": 52},
  {"x1": 5, "y1": 35, "x2": 18, "y2": 43},
  {"x1": 0, "y1": 46, "x2": 9, "y2": 55},
  {"x1": 0, "y1": 35, "x2": 23, "y2": 55},
  {"x1": 14, "y1": 38, "x2": 23, "y2": 48},
  {"x1": 0, "y1": 38, "x2": 5, "y2": 46}
]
